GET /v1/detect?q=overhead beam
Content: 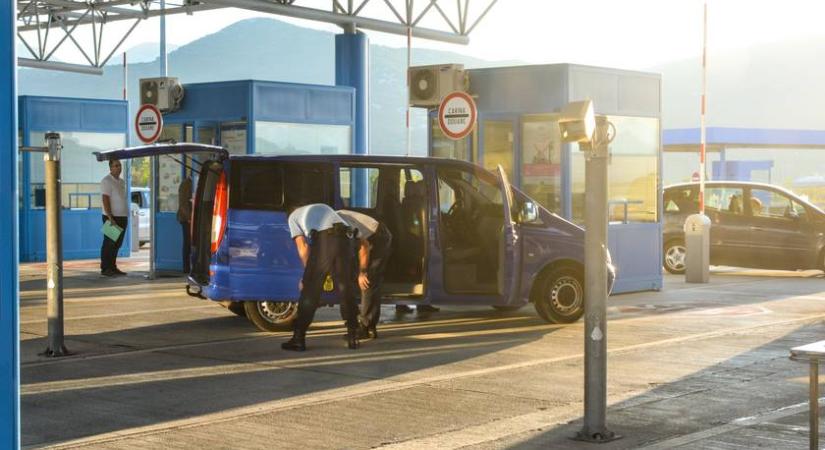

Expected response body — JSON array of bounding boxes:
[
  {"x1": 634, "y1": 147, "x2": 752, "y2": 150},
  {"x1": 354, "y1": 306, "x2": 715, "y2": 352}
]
[
  {"x1": 18, "y1": 57, "x2": 104, "y2": 74},
  {"x1": 18, "y1": 4, "x2": 220, "y2": 31},
  {"x1": 205, "y1": 0, "x2": 471, "y2": 44}
]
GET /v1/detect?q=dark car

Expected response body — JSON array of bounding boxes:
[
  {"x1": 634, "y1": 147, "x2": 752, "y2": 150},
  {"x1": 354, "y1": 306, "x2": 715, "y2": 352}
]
[{"x1": 663, "y1": 181, "x2": 825, "y2": 274}]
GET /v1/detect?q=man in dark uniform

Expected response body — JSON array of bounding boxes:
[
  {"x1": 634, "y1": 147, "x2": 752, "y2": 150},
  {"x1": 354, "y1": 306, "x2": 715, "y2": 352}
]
[
  {"x1": 282, "y1": 203, "x2": 358, "y2": 351},
  {"x1": 337, "y1": 210, "x2": 392, "y2": 339}
]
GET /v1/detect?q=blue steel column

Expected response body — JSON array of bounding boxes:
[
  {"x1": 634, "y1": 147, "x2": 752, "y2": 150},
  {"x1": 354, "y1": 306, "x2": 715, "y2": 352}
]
[
  {"x1": 1, "y1": 0, "x2": 20, "y2": 446},
  {"x1": 335, "y1": 31, "x2": 369, "y2": 205}
]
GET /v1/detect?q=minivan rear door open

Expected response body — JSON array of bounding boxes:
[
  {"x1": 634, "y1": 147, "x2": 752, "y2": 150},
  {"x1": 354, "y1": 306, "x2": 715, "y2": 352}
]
[
  {"x1": 95, "y1": 143, "x2": 229, "y2": 285},
  {"x1": 496, "y1": 165, "x2": 522, "y2": 304}
]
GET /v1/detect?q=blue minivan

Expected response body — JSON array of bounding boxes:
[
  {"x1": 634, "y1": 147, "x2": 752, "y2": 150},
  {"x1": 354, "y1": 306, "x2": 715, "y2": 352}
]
[{"x1": 97, "y1": 144, "x2": 614, "y2": 332}]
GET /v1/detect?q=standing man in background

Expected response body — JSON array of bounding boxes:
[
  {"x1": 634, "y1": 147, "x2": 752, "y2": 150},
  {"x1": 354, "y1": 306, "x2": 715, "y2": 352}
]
[
  {"x1": 100, "y1": 158, "x2": 128, "y2": 276},
  {"x1": 177, "y1": 176, "x2": 193, "y2": 273},
  {"x1": 336, "y1": 210, "x2": 392, "y2": 339}
]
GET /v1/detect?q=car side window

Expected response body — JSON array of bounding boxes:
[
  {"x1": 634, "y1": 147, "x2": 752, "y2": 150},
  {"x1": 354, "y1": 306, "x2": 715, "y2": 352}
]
[
  {"x1": 705, "y1": 187, "x2": 745, "y2": 216},
  {"x1": 339, "y1": 167, "x2": 379, "y2": 209},
  {"x1": 664, "y1": 187, "x2": 697, "y2": 213},
  {"x1": 750, "y1": 189, "x2": 804, "y2": 220}
]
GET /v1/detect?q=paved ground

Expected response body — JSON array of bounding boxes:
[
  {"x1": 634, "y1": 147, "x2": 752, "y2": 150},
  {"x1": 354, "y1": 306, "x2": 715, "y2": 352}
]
[{"x1": 18, "y1": 252, "x2": 825, "y2": 449}]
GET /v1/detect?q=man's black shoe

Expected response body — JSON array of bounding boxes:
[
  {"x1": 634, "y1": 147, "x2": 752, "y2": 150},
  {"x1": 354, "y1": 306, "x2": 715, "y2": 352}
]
[
  {"x1": 112, "y1": 268, "x2": 127, "y2": 276},
  {"x1": 281, "y1": 336, "x2": 306, "y2": 352},
  {"x1": 101, "y1": 269, "x2": 115, "y2": 277},
  {"x1": 356, "y1": 324, "x2": 374, "y2": 340},
  {"x1": 395, "y1": 304, "x2": 414, "y2": 314},
  {"x1": 346, "y1": 329, "x2": 360, "y2": 349},
  {"x1": 369, "y1": 326, "x2": 378, "y2": 339}
]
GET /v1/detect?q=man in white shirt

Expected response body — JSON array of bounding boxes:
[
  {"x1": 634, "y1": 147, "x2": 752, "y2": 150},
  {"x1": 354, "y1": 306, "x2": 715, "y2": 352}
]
[{"x1": 100, "y1": 158, "x2": 128, "y2": 276}]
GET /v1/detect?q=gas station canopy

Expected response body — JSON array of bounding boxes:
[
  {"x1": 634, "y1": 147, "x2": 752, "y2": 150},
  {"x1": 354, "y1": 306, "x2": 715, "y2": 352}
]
[{"x1": 16, "y1": 0, "x2": 499, "y2": 73}]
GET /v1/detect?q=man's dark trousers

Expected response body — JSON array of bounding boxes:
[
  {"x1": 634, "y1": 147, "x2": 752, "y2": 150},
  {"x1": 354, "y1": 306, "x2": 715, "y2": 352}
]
[
  {"x1": 101, "y1": 215, "x2": 127, "y2": 272},
  {"x1": 293, "y1": 225, "x2": 356, "y2": 334},
  {"x1": 359, "y1": 224, "x2": 392, "y2": 329}
]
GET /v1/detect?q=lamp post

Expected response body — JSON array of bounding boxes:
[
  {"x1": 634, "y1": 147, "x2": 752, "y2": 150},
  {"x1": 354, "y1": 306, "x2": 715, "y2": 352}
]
[{"x1": 559, "y1": 100, "x2": 619, "y2": 443}]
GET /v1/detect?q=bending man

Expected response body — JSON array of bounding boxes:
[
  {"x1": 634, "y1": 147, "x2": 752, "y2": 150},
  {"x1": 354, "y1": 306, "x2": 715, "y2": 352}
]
[
  {"x1": 337, "y1": 210, "x2": 393, "y2": 339},
  {"x1": 282, "y1": 203, "x2": 358, "y2": 351}
]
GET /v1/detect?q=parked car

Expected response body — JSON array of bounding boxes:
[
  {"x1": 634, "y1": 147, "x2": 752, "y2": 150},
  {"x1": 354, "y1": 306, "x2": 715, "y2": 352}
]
[
  {"x1": 663, "y1": 181, "x2": 825, "y2": 274},
  {"x1": 130, "y1": 187, "x2": 150, "y2": 247},
  {"x1": 98, "y1": 144, "x2": 615, "y2": 332}
]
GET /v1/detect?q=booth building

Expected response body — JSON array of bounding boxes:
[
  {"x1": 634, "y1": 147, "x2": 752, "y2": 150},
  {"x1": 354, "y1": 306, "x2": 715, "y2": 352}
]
[
  {"x1": 18, "y1": 96, "x2": 129, "y2": 262},
  {"x1": 427, "y1": 64, "x2": 663, "y2": 293}
]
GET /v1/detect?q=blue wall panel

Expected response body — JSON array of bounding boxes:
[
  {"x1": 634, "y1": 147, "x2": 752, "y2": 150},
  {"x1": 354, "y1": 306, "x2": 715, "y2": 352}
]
[
  {"x1": 21, "y1": 96, "x2": 128, "y2": 132},
  {"x1": 164, "y1": 81, "x2": 250, "y2": 123},
  {"x1": 23, "y1": 210, "x2": 129, "y2": 262},
  {"x1": 155, "y1": 212, "x2": 182, "y2": 271},
  {"x1": 253, "y1": 81, "x2": 355, "y2": 124},
  {"x1": 608, "y1": 223, "x2": 663, "y2": 293},
  {"x1": 1, "y1": 1, "x2": 19, "y2": 444}
]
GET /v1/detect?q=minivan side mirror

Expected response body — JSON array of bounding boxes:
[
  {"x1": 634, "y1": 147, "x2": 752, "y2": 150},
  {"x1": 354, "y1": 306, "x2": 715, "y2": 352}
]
[{"x1": 519, "y1": 201, "x2": 539, "y2": 223}]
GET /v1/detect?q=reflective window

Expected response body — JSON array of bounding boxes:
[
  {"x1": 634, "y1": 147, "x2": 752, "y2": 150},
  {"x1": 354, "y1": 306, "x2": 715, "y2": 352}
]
[
  {"x1": 521, "y1": 114, "x2": 562, "y2": 213},
  {"x1": 481, "y1": 120, "x2": 514, "y2": 180},
  {"x1": 29, "y1": 131, "x2": 126, "y2": 209},
  {"x1": 572, "y1": 116, "x2": 659, "y2": 223},
  {"x1": 664, "y1": 186, "x2": 698, "y2": 214},
  {"x1": 255, "y1": 121, "x2": 350, "y2": 155},
  {"x1": 339, "y1": 167, "x2": 379, "y2": 208},
  {"x1": 221, "y1": 122, "x2": 247, "y2": 155},
  {"x1": 431, "y1": 116, "x2": 470, "y2": 160}
]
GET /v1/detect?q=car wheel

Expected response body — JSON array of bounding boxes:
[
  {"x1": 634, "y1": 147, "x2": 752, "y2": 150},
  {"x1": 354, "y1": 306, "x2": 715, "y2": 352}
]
[
  {"x1": 533, "y1": 266, "x2": 585, "y2": 324},
  {"x1": 664, "y1": 239, "x2": 687, "y2": 275},
  {"x1": 243, "y1": 301, "x2": 298, "y2": 332},
  {"x1": 492, "y1": 305, "x2": 523, "y2": 312}
]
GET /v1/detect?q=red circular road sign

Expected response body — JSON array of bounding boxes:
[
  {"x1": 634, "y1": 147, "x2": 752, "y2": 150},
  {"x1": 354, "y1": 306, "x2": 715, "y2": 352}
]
[
  {"x1": 135, "y1": 104, "x2": 163, "y2": 144},
  {"x1": 438, "y1": 91, "x2": 477, "y2": 140}
]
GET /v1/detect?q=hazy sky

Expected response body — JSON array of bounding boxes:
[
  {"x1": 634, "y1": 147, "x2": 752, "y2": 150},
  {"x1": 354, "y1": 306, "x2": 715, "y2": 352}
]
[{"x1": 18, "y1": 0, "x2": 825, "y2": 70}]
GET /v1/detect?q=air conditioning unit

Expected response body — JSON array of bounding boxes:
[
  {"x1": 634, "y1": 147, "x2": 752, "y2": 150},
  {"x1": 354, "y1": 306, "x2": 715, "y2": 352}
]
[
  {"x1": 139, "y1": 77, "x2": 184, "y2": 112},
  {"x1": 408, "y1": 64, "x2": 468, "y2": 107}
]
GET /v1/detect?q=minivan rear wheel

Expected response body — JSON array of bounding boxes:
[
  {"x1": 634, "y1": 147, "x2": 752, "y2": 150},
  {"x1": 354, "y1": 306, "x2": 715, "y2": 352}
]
[
  {"x1": 244, "y1": 301, "x2": 298, "y2": 332},
  {"x1": 533, "y1": 266, "x2": 584, "y2": 324},
  {"x1": 664, "y1": 239, "x2": 687, "y2": 275}
]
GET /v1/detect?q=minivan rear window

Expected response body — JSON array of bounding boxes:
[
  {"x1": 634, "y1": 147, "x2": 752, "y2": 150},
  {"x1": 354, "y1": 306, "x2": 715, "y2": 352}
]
[{"x1": 230, "y1": 161, "x2": 332, "y2": 211}]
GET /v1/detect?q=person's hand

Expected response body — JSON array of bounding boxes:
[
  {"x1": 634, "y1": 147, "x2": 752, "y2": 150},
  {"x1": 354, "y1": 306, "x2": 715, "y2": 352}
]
[{"x1": 358, "y1": 272, "x2": 370, "y2": 291}]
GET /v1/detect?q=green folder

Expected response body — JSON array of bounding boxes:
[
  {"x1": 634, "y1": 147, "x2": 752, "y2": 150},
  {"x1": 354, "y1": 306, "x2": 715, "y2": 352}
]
[{"x1": 101, "y1": 221, "x2": 123, "y2": 242}]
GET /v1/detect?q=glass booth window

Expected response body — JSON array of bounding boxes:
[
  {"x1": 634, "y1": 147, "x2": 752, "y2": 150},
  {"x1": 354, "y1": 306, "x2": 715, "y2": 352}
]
[
  {"x1": 481, "y1": 120, "x2": 514, "y2": 180},
  {"x1": 572, "y1": 116, "x2": 659, "y2": 224},
  {"x1": 521, "y1": 114, "x2": 562, "y2": 213},
  {"x1": 431, "y1": 116, "x2": 470, "y2": 161},
  {"x1": 29, "y1": 131, "x2": 126, "y2": 209},
  {"x1": 255, "y1": 121, "x2": 350, "y2": 155},
  {"x1": 221, "y1": 122, "x2": 247, "y2": 155}
]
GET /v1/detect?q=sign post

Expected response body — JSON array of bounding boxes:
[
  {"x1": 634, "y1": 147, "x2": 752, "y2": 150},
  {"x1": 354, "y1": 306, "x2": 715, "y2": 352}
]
[
  {"x1": 438, "y1": 91, "x2": 477, "y2": 141},
  {"x1": 134, "y1": 104, "x2": 163, "y2": 280}
]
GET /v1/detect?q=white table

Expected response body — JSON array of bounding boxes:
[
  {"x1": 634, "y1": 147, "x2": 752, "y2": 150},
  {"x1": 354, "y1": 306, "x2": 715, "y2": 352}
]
[{"x1": 791, "y1": 341, "x2": 825, "y2": 450}]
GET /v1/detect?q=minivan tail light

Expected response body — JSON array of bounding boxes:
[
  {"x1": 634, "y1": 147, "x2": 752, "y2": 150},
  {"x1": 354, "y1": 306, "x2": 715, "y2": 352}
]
[{"x1": 210, "y1": 171, "x2": 228, "y2": 254}]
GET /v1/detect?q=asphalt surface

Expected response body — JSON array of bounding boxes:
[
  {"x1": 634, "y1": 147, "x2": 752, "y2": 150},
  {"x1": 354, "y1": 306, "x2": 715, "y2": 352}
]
[{"x1": 18, "y1": 252, "x2": 825, "y2": 449}]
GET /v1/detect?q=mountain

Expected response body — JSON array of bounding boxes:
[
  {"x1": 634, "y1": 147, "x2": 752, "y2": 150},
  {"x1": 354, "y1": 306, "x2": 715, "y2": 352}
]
[
  {"x1": 18, "y1": 18, "x2": 508, "y2": 155},
  {"x1": 116, "y1": 42, "x2": 181, "y2": 65}
]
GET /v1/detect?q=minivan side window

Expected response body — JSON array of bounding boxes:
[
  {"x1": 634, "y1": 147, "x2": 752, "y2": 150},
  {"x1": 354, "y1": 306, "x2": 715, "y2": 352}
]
[
  {"x1": 664, "y1": 187, "x2": 697, "y2": 214},
  {"x1": 705, "y1": 187, "x2": 745, "y2": 215},
  {"x1": 750, "y1": 188, "x2": 805, "y2": 221},
  {"x1": 339, "y1": 167, "x2": 379, "y2": 209},
  {"x1": 230, "y1": 162, "x2": 332, "y2": 211}
]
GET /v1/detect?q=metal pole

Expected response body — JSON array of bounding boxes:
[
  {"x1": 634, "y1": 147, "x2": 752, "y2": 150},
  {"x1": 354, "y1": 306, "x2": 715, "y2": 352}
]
[
  {"x1": 576, "y1": 117, "x2": 618, "y2": 442},
  {"x1": 42, "y1": 132, "x2": 67, "y2": 357},
  {"x1": 148, "y1": 0, "x2": 167, "y2": 279},
  {"x1": 810, "y1": 361, "x2": 819, "y2": 450}
]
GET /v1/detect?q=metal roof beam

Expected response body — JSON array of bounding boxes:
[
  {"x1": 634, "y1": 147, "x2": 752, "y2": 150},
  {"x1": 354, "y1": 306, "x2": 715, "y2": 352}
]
[
  {"x1": 18, "y1": 4, "x2": 218, "y2": 31},
  {"x1": 18, "y1": 57, "x2": 105, "y2": 74},
  {"x1": 204, "y1": 0, "x2": 470, "y2": 44}
]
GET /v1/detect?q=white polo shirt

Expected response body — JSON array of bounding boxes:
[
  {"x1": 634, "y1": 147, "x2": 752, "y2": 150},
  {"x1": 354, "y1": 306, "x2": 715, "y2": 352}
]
[{"x1": 100, "y1": 173, "x2": 128, "y2": 217}]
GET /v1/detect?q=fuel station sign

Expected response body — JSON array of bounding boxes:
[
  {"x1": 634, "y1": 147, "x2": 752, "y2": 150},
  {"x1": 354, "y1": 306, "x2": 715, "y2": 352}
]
[
  {"x1": 135, "y1": 104, "x2": 163, "y2": 144},
  {"x1": 438, "y1": 91, "x2": 477, "y2": 140}
]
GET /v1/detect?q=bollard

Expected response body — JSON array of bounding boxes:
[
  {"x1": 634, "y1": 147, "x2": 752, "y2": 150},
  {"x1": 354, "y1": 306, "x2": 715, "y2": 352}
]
[
  {"x1": 684, "y1": 213, "x2": 711, "y2": 283},
  {"x1": 42, "y1": 132, "x2": 68, "y2": 357},
  {"x1": 130, "y1": 206, "x2": 140, "y2": 252}
]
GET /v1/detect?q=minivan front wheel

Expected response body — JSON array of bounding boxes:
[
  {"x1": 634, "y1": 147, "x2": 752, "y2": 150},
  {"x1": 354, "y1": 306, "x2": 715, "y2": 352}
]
[
  {"x1": 533, "y1": 266, "x2": 584, "y2": 324},
  {"x1": 664, "y1": 239, "x2": 687, "y2": 275},
  {"x1": 244, "y1": 301, "x2": 298, "y2": 332}
]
